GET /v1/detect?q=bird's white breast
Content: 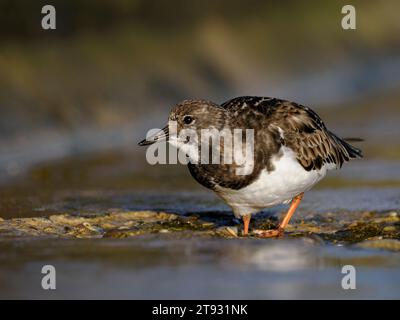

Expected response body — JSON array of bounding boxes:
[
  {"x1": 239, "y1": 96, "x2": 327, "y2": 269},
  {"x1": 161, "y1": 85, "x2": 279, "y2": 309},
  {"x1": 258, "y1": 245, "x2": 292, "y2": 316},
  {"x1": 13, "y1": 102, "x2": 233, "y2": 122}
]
[{"x1": 215, "y1": 146, "x2": 335, "y2": 217}]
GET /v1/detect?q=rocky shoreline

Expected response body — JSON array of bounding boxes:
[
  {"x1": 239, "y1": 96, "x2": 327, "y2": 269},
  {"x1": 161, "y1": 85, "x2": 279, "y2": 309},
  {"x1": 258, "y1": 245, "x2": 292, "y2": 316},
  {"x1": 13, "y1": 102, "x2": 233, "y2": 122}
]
[{"x1": 0, "y1": 210, "x2": 399, "y2": 250}]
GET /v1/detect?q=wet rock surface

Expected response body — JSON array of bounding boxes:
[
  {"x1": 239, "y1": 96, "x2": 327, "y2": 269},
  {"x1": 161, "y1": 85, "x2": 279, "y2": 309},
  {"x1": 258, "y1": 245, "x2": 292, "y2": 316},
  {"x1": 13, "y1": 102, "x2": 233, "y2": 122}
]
[
  {"x1": 1, "y1": 209, "x2": 399, "y2": 250},
  {"x1": 1, "y1": 208, "x2": 400, "y2": 299}
]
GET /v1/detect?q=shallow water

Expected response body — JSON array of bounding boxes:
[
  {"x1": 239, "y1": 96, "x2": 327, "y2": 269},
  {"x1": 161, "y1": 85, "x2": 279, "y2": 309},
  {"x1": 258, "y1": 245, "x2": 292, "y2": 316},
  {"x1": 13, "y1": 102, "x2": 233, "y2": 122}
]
[
  {"x1": 0, "y1": 180, "x2": 400, "y2": 299},
  {"x1": 0, "y1": 145, "x2": 400, "y2": 299},
  {"x1": 1, "y1": 237, "x2": 399, "y2": 299}
]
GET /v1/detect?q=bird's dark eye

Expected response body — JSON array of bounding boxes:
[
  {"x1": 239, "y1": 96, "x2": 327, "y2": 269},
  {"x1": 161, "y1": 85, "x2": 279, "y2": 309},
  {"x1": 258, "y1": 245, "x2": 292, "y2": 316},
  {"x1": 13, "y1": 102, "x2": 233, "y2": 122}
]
[{"x1": 183, "y1": 115, "x2": 194, "y2": 125}]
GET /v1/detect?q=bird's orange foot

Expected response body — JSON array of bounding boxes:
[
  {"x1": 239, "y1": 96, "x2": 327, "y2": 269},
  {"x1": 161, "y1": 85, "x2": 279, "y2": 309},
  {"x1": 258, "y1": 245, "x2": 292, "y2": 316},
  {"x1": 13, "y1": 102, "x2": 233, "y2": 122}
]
[{"x1": 252, "y1": 228, "x2": 284, "y2": 238}]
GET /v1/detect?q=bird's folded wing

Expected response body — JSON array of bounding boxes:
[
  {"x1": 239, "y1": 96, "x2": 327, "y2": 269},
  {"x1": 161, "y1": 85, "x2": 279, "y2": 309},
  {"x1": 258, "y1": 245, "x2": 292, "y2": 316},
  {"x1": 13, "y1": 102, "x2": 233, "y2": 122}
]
[{"x1": 270, "y1": 102, "x2": 362, "y2": 171}]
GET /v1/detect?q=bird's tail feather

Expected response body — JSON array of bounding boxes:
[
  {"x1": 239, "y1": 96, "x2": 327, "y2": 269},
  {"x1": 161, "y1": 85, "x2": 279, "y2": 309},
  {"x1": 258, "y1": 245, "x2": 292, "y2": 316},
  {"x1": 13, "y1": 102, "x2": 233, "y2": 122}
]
[
  {"x1": 343, "y1": 137, "x2": 364, "y2": 142},
  {"x1": 329, "y1": 132, "x2": 363, "y2": 159}
]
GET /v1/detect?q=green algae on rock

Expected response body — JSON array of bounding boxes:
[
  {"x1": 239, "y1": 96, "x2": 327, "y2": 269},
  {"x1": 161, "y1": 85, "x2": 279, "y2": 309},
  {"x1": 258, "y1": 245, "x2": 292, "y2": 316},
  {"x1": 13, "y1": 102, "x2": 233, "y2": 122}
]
[
  {"x1": 0, "y1": 210, "x2": 399, "y2": 249},
  {"x1": 0, "y1": 211, "x2": 215, "y2": 239}
]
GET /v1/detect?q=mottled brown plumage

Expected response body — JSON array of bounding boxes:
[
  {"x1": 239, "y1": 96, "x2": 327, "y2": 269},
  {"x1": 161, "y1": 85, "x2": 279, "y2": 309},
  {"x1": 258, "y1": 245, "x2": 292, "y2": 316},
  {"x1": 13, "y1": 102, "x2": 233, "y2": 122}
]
[
  {"x1": 221, "y1": 96, "x2": 362, "y2": 172},
  {"x1": 186, "y1": 96, "x2": 362, "y2": 191},
  {"x1": 140, "y1": 96, "x2": 363, "y2": 192},
  {"x1": 138, "y1": 96, "x2": 363, "y2": 237}
]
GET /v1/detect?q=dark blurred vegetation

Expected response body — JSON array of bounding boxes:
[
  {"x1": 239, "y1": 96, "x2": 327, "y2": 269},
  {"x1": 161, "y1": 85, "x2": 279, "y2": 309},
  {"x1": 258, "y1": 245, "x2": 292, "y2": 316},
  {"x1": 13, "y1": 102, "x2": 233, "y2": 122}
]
[{"x1": 0, "y1": 0, "x2": 399, "y2": 184}]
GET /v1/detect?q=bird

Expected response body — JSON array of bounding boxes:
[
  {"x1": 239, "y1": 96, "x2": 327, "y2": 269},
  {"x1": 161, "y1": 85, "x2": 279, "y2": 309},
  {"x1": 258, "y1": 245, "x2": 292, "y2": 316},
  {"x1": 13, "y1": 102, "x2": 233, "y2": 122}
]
[{"x1": 138, "y1": 96, "x2": 363, "y2": 237}]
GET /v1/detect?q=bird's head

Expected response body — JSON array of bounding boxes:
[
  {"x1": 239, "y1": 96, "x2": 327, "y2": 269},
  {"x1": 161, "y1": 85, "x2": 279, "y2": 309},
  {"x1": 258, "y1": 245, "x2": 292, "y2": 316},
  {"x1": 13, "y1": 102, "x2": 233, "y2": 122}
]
[{"x1": 138, "y1": 99, "x2": 226, "y2": 151}]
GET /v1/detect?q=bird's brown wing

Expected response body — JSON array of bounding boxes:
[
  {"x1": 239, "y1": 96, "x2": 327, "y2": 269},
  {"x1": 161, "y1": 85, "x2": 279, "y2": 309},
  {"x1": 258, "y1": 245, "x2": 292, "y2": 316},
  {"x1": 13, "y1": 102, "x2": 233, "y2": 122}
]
[
  {"x1": 221, "y1": 96, "x2": 362, "y2": 171},
  {"x1": 268, "y1": 100, "x2": 362, "y2": 171}
]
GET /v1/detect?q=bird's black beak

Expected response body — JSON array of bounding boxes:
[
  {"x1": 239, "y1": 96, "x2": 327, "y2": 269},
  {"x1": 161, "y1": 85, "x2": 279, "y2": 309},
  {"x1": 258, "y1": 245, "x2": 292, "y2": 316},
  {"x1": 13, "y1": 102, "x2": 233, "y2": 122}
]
[{"x1": 138, "y1": 125, "x2": 169, "y2": 146}]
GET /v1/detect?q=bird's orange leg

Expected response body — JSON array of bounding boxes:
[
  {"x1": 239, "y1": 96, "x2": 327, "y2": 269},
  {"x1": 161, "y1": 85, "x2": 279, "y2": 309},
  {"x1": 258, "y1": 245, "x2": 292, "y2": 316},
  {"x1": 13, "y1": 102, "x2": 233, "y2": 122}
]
[
  {"x1": 242, "y1": 214, "x2": 251, "y2": 236},
  {"x1": 254, "y1": 192, "x2": 304, "y2": 238}
]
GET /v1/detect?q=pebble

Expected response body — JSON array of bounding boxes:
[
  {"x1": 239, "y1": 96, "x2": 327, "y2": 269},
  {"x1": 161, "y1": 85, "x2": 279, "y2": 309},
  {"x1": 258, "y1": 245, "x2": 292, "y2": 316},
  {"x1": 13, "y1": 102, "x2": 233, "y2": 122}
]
[
  {"x1": 383, "y1": 226, "x2": 396, "y2": 233},
  {"x1": 216, "y1": 226, "x2": 238, "y2": 237}
]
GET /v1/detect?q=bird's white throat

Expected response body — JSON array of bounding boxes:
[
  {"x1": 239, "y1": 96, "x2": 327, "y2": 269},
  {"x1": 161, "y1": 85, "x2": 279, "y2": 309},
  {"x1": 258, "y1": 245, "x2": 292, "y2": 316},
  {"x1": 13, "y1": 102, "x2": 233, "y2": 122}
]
[{"x1": 168, "y1": 125, "x2": 255, "y2": 175}]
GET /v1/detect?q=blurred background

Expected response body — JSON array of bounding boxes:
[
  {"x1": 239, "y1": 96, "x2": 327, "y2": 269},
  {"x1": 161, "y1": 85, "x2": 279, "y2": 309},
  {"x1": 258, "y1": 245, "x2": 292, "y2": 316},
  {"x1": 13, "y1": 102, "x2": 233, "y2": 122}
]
[
  {"x1": 1, "y1": 0, "x2": 400, "y2": 300},
  {"x1": 0, "y1": 0, "x2": 399, "y2": 218}
]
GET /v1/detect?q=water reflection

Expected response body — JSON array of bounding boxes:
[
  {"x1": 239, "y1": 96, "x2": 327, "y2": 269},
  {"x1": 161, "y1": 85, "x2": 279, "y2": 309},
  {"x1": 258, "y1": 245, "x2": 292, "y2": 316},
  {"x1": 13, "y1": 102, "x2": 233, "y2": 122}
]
[
  {"x1": 226, "y1": 239, "x2": 319, "y2": 272},
  {"x1": 0, "y1": 237, "x2": 399, "y2": 299}
]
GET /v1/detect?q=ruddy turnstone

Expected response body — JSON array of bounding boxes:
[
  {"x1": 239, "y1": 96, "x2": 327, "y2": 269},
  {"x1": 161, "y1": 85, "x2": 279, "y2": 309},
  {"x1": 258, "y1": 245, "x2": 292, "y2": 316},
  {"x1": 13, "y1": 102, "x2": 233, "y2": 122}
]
[{"x1": 139, "y1": 96, "x2": 362, "y2": 237}]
